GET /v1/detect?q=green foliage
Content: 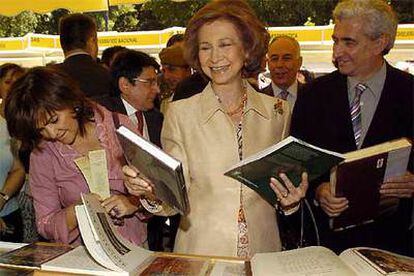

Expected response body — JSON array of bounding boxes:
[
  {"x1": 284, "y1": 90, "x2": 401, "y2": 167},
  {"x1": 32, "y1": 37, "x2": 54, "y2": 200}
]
[
  {"x1": 138, "y1": 0, "x2": 208, "y2": 30},
  {"x1": 0, "y1": 11, "x2": 38, "y2": 37}
]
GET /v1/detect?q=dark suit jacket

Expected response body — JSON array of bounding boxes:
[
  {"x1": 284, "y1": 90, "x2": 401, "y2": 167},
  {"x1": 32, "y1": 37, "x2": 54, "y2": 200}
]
[
  {"x1": 172, "y1": 72, "x2": 209, "y2": 101},
  {"x1": 291, "y1": 63, "x2": 414, "y2": 255},
  {"x1": 55, "y1": 54, "x2": 123, "y2": 113}
]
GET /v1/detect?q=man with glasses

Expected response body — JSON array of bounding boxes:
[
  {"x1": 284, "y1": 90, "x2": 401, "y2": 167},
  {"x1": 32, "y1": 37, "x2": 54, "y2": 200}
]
[
  {"x1": 111, "y1": 50, "x2": 165, "y2": 251},
  {"x1": 111, "y1": 50, "x2": 162, "y2": 143}
]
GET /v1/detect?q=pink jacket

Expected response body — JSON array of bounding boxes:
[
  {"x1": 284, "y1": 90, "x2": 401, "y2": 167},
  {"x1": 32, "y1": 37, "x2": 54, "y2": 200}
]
[{"x1": 29, "y1": 105, "x2": 146, "y2": 246}]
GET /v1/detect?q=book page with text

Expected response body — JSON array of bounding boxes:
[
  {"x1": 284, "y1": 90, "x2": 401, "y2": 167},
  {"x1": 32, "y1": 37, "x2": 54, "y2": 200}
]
[{"x1": 251, "y1": 246, "x2": 356, "y2": 276}]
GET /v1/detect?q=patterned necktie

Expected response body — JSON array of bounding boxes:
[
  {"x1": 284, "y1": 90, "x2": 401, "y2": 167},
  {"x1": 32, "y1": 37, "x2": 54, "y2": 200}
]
[
  {"x1": 350, "y1": 83, "x2": 367, "y2": 148},
  {"x1": 135, "y1": 111, "x2": 144, "y2": 135},
  {"x1": 278, "y1": 90, "x2": 289, "y2": 100}
]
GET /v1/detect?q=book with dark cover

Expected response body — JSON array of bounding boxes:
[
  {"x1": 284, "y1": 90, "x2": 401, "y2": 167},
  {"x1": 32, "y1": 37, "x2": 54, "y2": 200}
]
[
  {"x1": 225, "y1": 136, "x2": 344, "y2": 205},
  {"x1": 0, "y1": 242, "x2": 73, "y2": 270},
  {"x1": 116, "y1": 125, "x2": 189, "y2": 215},
  {"x1": 330, "y1": 138, "x2": 412, "y2": 231}
]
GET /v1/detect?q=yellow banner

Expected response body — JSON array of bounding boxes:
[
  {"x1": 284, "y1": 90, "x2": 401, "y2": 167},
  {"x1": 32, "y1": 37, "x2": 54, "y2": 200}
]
[
  {"x1": 30, "y1": 36, "x2": 57, "y2": 49},
  {"x1": 396, "y1": 28, "x2": 414, "y2": 40},
  {"x1": 0, "y1": 0, "x2": 108, "y2": 16},
  {"x1": 98, "y1": 33, "x2": 161, "y2": 47},
  {"x1": 0, "y1": 39, "x2": 25, "y2": 51},
  {"x1": 0, "y1": 25, "x2": 411, "y2": 52}
]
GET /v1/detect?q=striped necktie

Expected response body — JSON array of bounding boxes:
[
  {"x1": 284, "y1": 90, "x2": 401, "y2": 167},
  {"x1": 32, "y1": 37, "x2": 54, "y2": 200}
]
[
  {"x1": 278, "y1": 90, "x2": 289, "y2": 100},
  {"x1": 350, "y1": 83, "x2": 367, "y2": 148}
]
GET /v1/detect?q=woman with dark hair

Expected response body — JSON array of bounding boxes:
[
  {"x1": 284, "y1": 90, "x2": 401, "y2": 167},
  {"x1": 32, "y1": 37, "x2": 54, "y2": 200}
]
[
  {"x1": 5, "y1": 67, "x2": 147, "y2": 246},
  {"x1": 124, "y1": 0, "x2": 308, "y2": 257},
  {"x1": 0, "y1": 63, "x2": 25, "y2": 242}
]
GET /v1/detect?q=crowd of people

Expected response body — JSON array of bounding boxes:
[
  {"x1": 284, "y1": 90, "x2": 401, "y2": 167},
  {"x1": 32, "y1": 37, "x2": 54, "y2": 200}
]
[{"x1": 0, "y1": 0, "x2": 412, "y2": 260}]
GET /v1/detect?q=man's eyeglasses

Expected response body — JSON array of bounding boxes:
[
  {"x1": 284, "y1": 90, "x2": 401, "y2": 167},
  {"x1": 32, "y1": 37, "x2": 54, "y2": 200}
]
[{"x1": 133, "y1": 77, "x2": 158, "y2": 87}]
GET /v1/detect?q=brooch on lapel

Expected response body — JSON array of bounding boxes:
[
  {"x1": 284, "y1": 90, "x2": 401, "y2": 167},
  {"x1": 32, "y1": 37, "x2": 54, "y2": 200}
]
[{"x1": 274, "y1": 99, "x2": 284, "y2": 115}]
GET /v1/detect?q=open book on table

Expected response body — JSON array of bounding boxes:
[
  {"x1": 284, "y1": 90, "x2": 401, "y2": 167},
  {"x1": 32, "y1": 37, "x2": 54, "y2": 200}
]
[
  {"x1": 42, "y1": 193, "x2": 247, "y2": 276},
  {"x1": 224, "y1": 136, "x2": 344, "y2": 205},
  {"x1": 116, "y1": 125, "x2": 189, "y2": 215},
  {"x1": 251, "y1": 246, "x2": 414, "y2": 276},
  {"x1": 330, "y1": 138, "x2": 412, "y2": 231}
]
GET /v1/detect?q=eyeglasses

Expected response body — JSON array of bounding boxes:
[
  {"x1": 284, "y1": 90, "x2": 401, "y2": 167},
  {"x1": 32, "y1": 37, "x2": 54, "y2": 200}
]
[{"x1": 133, "y1": 77, "x2": 158, "y2": 87}]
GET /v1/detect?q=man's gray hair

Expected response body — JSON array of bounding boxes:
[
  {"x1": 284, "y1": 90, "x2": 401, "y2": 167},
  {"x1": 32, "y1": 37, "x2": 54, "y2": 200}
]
[{"x1": 333, "y1": 0, "x2": 398, "y2": 55}]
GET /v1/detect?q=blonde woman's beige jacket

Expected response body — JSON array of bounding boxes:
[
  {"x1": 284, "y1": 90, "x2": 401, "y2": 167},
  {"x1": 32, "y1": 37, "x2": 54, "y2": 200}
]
[{"x1": 161, "y1": 82, "x2": 291, "y2": 257}]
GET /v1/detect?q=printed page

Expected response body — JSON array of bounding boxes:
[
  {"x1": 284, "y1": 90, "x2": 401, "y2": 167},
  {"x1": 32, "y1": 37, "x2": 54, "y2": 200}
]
[
  {"x1": 341, "y1": 247, "x2": 414, "y2": 275},
  {"x1": 75, "y1": 205, "x2": 123, "y2": 272},
  {"x1": 42, "y1": 246, "x2": 128, "y2": 276},
  {"x1": 339, "y1": 249, "x2": 382, "y2": 276},
  {"x1": 209, "y1": 260, "x2": 247, "y2": 276},
  {"x1": 88, "y1": 150, "x2": 111, "y2": 199},
  {"x1": 251, "y1": 246, "x2": 356, "y2": 276},
  {"x1": 80, "y1": 193, "x2": 152, "y2": 274}
]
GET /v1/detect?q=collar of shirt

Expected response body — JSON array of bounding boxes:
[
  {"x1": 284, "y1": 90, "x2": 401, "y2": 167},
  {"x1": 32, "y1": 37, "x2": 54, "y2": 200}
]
[
  {"x1": 64, "y1": 50, "x2": 91, "y2": 60},
  {"x1": 347, "y1": 61, "x2": 386, "y2": 103},
  {"x1": 271, "y1": 80, "x2": 298, "y2": 100},
  {"x1": 121, "y1": 98, "x2": 137, "y2": 117},
  {"x1": 201, "y1": 80, "x2": 269, "y2": 125},
  {"x1": 121, "y1": 98, "x2": 149, "y2": 139}
]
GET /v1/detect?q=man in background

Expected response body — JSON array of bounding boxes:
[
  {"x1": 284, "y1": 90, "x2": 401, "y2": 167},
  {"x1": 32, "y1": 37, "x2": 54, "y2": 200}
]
[
  {"x1": 291, "y1": 0, "x2": 413, "y2": 256},
  {"x1": 57, "y1": 13, "x2": 123, "y2": 112},
  {"x1": 262, "y1": 36, "x2": 304, "y2": 110},
  {"x1": 111, "y1": 50, "x2": 167, "y2": 251},
  {"x1": 158, "y1": 45, "x2": 191, "y2": 114}
]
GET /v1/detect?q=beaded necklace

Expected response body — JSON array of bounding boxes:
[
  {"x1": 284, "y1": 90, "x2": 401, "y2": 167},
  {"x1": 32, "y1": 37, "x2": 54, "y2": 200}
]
[{"x1": 214, "y1": 88, "x2": 247, "y2": 116}]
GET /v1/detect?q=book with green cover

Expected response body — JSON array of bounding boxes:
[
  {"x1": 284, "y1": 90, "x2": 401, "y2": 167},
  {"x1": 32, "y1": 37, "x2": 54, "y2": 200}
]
[{"x1": 224, "y1": 136, "x2": 344, "y2": 205}]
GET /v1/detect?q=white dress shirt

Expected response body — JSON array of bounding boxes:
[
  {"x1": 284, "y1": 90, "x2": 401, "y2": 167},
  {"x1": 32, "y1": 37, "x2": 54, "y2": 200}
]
[{"x1": 121, "y1": 98, "x2": 150, "y2": 140}]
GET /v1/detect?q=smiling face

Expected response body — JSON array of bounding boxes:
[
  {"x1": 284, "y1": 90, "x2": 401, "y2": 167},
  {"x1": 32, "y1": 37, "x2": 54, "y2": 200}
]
[
  {"x1": 198, "y1": 19, "x2": 246, "y2": 88},
  {"x1": 120, "y1": 66, "x2": 160, "y2": 111},
  {"x1": 267, "y1": 37, "x2": 302, "y2": 90},
  {"x1": 332, "y1": 18, "x2": 386, "y2": 80},
  {"x1": 36, "y1": 108, "x2": 79, "y2": 145}
]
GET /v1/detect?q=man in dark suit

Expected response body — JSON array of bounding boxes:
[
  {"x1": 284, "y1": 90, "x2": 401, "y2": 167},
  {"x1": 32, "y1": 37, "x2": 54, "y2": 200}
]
[
  {"x1": 110, "y1": 50, "x2": 166, "y2": 251},
  {"x1": 262, "y1": 36, "x2": 305, "y2": 110},
  {"x1": 291, "y1": 0, "x2": 413, "y2": 256},
  {"x1": 57, "y1": 13, "x2": 123, "y2": 112}
]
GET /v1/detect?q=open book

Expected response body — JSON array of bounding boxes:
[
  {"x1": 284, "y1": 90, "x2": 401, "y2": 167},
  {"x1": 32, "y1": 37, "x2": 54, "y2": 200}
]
[
  {"x1": 251, "y1": 246, "x2": 414, "y2": 276},
  {"x1": 225, "y1": 136, "x2": 344, "y2": 205},
  {"x1": 330, "y1": 138, "x2": 412, "y2": 231},
  {"x1": 116, "y1": 125, "x2": 189, "y2": 215},
  {"x1": 48, "y1": 193, "x2": 247, "y2": 276}
]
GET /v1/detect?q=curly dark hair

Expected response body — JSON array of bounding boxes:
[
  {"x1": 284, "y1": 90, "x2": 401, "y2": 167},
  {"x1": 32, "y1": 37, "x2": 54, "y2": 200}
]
[
  {"x1": 184, "y1": 0, "x2": 270, "y2": 77},
  {"x1": 4, "y1": 66, "x2": 94, "y2": 150}
]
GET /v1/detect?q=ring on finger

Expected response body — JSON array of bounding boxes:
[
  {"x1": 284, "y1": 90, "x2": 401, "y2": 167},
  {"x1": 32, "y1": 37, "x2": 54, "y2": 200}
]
[{"x1": 282, "y1": 192, "x2": 289, "y2": 198}]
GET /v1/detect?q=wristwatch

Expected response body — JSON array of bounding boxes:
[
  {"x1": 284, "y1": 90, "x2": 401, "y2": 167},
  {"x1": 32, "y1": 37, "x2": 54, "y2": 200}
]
[{"x1": 0, "y1": 192, "x2": 10, "y2": 202}]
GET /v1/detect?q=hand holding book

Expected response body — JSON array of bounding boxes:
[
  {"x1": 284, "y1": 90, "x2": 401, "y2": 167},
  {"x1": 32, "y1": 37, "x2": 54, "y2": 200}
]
[
  {"x1": 316, "y1": 181, "x2": 349, "y2": 217},
  {"x1": 122, "y1": 165, "x2": 154, "y2": 197},
  {"x1": 380, "y1": 172, "x2": 414, "y2": 198},
  {"x1": 270, "y1": 172, "x2": 309, "y2": 212}
]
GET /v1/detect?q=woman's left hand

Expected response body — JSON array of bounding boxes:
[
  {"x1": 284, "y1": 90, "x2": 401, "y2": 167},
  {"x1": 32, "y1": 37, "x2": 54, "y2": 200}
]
[
  {"x1": 270, "y1": 172, "x2": 308, "y2": 209},
  {"x1": 101, "y1": 194, "x2": 138, "y2": 219}
]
